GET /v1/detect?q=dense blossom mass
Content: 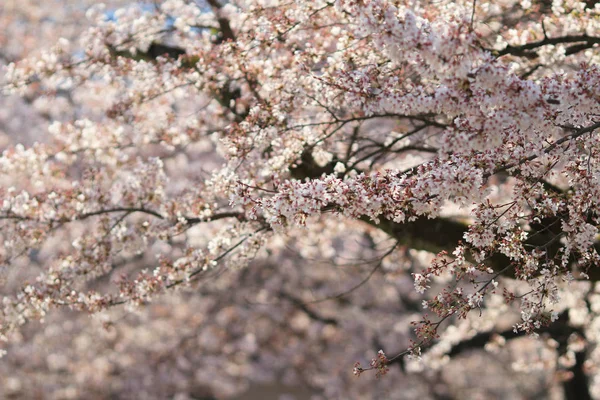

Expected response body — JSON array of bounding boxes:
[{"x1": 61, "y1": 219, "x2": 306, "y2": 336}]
[{"x1": 3, "y1": 0, "x2": 600, "y2": 398}]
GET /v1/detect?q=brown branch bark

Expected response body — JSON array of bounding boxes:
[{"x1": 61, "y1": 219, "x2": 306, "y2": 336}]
[
  {"x1": 494, "y1": 34, "x2": 600, "y2": 58},
  {"x1": 206, "y1": 0, "x2": 236, "y2": 43}
]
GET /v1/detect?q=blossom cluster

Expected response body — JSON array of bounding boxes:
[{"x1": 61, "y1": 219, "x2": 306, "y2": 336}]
[{"x1": 2, "y1": 0, "x2": 600, "y2": 397}]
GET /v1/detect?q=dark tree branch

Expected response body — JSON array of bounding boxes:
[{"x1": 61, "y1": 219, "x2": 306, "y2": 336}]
[
  {"x1": 278, "y1": 291, "x2": 338, "y2": 325},
  {"x1": 206, "y1": 0, "x2": 236, "y2": 43},
  {"x1": 564, "y1": 350, "x2": 592, "y2": 400},
  {"x1": 494, "y1": 34, "x2": 600, "y2": 58}
]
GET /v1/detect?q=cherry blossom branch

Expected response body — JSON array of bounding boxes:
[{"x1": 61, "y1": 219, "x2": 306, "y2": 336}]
[{"x1": 491, "y1": 121, "x2": 600, "y2": 176}]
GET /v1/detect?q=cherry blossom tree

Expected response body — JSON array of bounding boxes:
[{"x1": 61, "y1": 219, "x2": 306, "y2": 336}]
[{"x1": 3, "y1": 0, "x2": 600, "y2": 398}]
